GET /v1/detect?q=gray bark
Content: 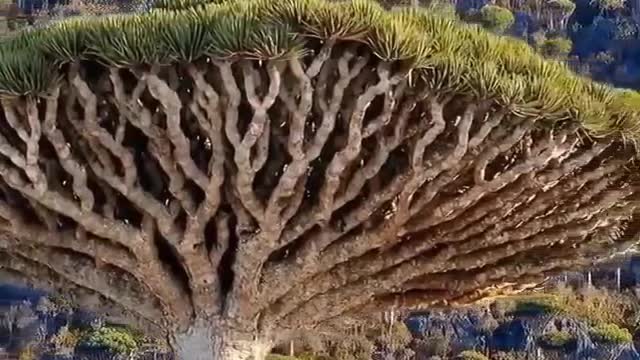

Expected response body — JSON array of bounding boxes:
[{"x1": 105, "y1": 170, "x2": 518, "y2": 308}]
[{"x1": 171, "y1": 323, "x2": 272, "y2": 360}]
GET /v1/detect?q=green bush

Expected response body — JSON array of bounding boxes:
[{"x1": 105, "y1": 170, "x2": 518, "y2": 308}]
[
  {"x1": 511, "y1": 295, "x2": 565, "y2": 316},
  {"x1": 506, "y1": 288, "x2": 637, "y2": 331},
  {"x1": 589, "y1": 323, "x2": 633, "y2": 344},
  {"x1": 456, "y1": 350, "x2": 490, "y2": 360},
  {"x1": 539, "y1": 38, "x2": 573, "y2": 58},
  {"x1": 478, "y1": 5, "x2": 514, "y2": 33},
  {"x1": 538, "y1": 331, "x2": 575, "y2": 349},
  {"x1": 425, "y1": 0, "x2": 457, "y2": 19},
  {"x1": 548, "y1": 0, "x2": 576, "y2": 12},
  {"x1": 82, "y1": 326, "x2": 140, "y2": 355}
]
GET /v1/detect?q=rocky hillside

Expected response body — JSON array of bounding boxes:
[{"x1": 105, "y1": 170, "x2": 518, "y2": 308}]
[
  {"x1": 407, "y1": 300, "x2": 639, "y2": 360},
  {"x1": 402, "y1": 254, "x2": 640, "y2": 360},
  {"x1": 6, "y1": 254, "x2": 640, "y2": 359},
  {"x1": 262, "y1": 254, "x2": 640, "y2": 359},
  {"x1": 0, "y1": 286, "x2": 171, "y2": 359}
]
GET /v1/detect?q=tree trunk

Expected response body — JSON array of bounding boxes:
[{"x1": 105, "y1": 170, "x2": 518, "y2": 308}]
[{"x1": 171, "y1": 324, "x2": 273, "y2": 360}]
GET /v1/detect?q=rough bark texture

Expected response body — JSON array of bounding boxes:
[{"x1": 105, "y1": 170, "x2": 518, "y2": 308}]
[
  {"x1": 171, "y1": 323, "x2": 271, "y2": 360},
  {"x1": 0, "y1": 41, "x2": 639, "y2": 359}
]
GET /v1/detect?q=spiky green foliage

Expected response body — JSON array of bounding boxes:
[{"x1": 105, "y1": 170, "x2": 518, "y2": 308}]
[{"x1": 1, "y1": 0, "x2": 640, "y2": 139}]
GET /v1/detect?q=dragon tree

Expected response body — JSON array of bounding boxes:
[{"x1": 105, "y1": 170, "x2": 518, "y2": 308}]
[{"x1": 0, "y1": 0, "x2": 639, "y2": 358}]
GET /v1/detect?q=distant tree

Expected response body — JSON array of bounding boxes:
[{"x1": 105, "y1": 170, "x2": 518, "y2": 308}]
[
  {"x1": 545, "y1": 0, "x2": 576, "y2": 30},
  {"x1": 611, "y1": 17, "x2": 638, "y2": 39},
  {"x1": 497, "y1": 0, "x2": 575, "y2": 31},
  {"x1": 1, "y1": 0, "x2": 640, "y2": 359},
  {"x1": 590, "y1": 0, "x2": 625, "y2": 13},
  {"x1": 475, "y1": 309, "x2": 499, "y2": 356}
]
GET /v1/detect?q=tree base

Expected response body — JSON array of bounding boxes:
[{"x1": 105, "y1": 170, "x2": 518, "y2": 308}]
[{"x1": 171, "y1": 324, "x2": 272, "y2": 360}]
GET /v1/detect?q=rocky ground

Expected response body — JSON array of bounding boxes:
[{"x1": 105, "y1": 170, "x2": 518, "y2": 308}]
[{"x1": 407, "y1": 306, "x2": 640, "y2": 360}]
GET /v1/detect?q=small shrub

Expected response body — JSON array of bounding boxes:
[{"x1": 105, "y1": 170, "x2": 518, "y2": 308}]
[
  {"x1": 412, "y1": 335, "x2": 450, "y2": 357},
  {"x1": 511, "y1": 295, "x2": 565, "y2": 316},
  {"x1": 538, "y1": 331, "x2": 575, "y2": 349},
  {"x1": 477, "y1": 5, "x2": 514, "y2": 33},
  {"x1": 48, "y1": 294, "x2": 74, "y2": 313},
  {"x1": 530, "y1": 30, "x2": 547, "y2": 48},
  {"x1": 589, "y1": 323, "x2": 633, "y2": 344},
  {"x1": 539, "y1": 38, "x2": 572, "y2": 59},
  {"x1": 375, "y1": 321, "x2": 413, "y2": 351},
  {"x1": 82, "y1": 326, "x2": 140, "y2": 355},
  {"x1": 332, "y1": 336, "x2": 374, "y2": 360},
  {"x1": 266, "y1": 355, "x2": 299, "y2": 360},
  {"x1": 18, "y1": 346, "x2": 36, "y2": 360},
  {"x1": 51, "y1": 325, "x2": 84, "y2": 354},
  {"x1": 456, "y1": 350, "x2": 490, "y2": 360},
  {"x1": 297, "y1": 353, "x2": 327, "y2": 360}
]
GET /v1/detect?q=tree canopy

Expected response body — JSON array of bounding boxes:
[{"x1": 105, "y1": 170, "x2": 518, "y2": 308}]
[{"x1": 0, "y1": 0, "x2": 637, "y2": 136}]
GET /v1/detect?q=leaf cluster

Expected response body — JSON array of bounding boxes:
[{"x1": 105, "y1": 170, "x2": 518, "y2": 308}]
[
  {"x1": 81, "y1": 326, "x2": 140, "y2": 354},
  {"x1": 0, "y1": 0, "x2": 639, "y2": 140},
  {"x1": 538, "y1": 331, "x2": 576, "y2": 349},
  {"x1": 589, "y1": 323, "x2": 633, "y2": 344}
]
